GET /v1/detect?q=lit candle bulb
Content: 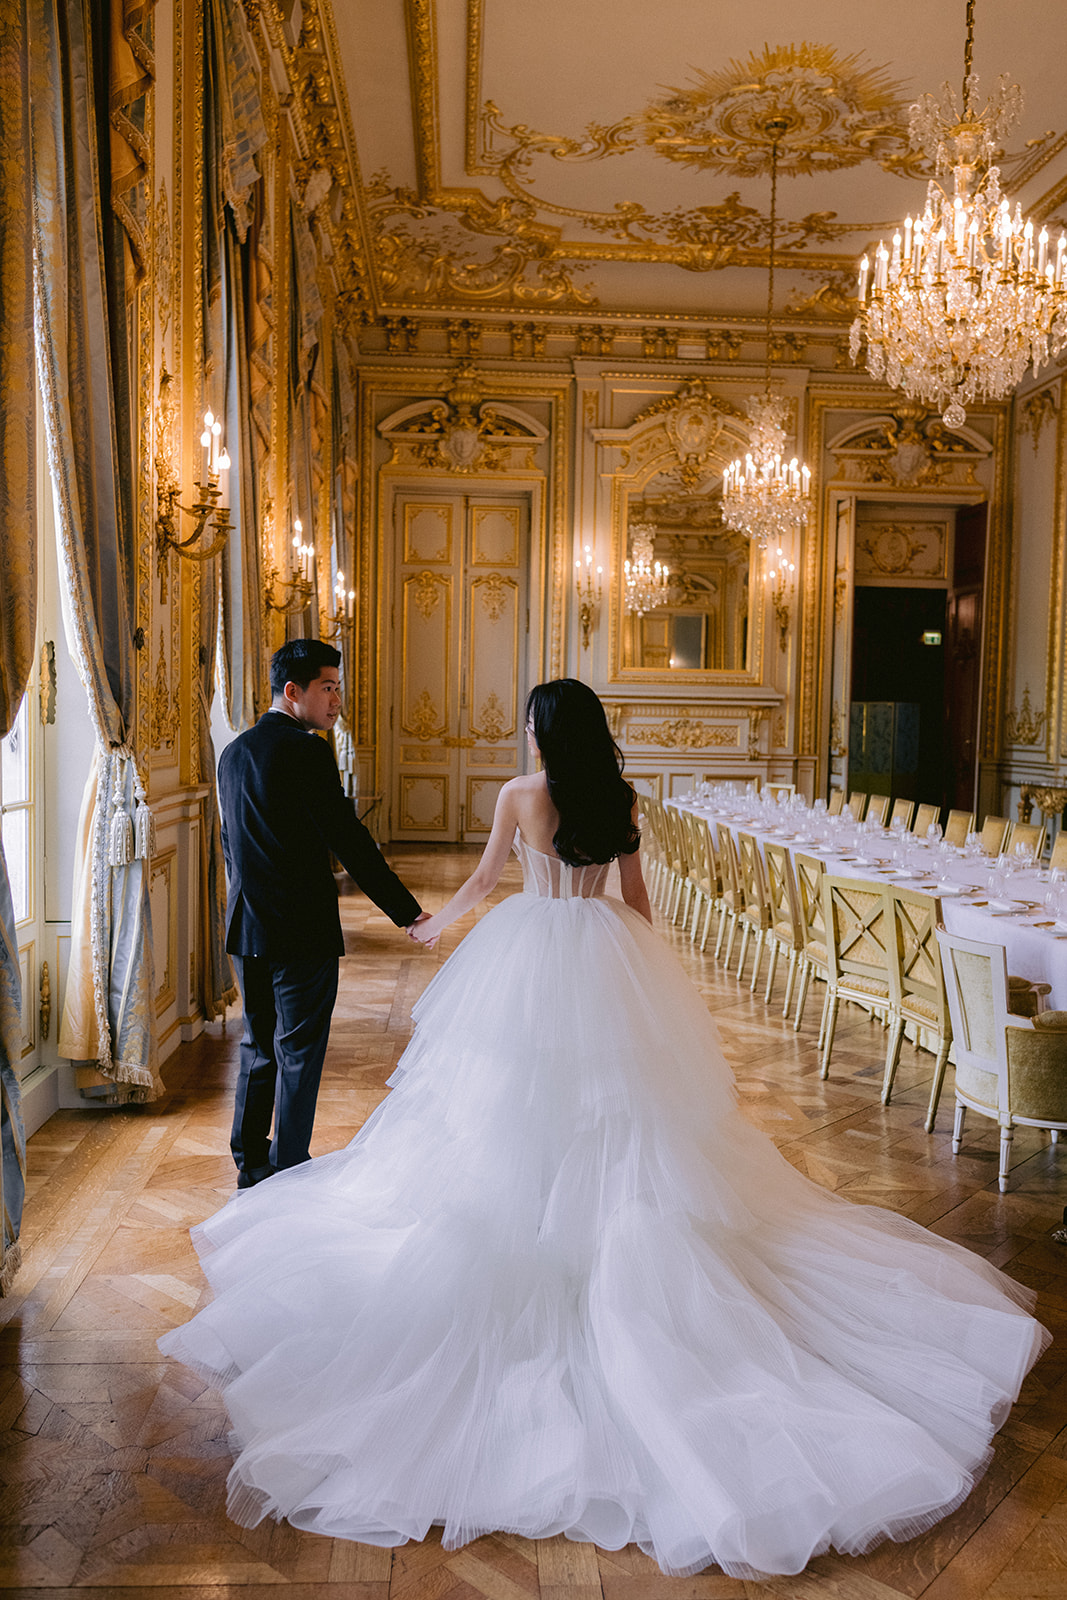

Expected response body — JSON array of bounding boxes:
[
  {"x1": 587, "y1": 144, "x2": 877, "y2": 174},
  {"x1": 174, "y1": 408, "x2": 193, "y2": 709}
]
[
  {"x1": 200, "y1": 425, "x2": 211, "y2": 483},
  {"x1": 211, "y1": 419, "x2": 222, "y2": 472}
]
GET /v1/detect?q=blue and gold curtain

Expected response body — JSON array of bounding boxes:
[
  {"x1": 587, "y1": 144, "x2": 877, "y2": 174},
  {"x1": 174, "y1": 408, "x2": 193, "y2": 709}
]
[
  {"x1": 0, "y1": 0, "x2": 35, "y2": 1292},
  {"x1": 31, "y1": 0, "x2": 160, "y2": 1098}
]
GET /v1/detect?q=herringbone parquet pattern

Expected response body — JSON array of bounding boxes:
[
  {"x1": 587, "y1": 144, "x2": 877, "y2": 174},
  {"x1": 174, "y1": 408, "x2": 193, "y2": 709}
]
[{"x1": 3, "y1": 844, "x2": 1066, "y2": 1599}]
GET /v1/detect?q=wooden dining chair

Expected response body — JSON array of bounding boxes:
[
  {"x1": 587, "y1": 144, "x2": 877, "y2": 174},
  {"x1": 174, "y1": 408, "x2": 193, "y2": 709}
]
[
  {"x1": 889, "y1": 798, "x2": 915, "y2": 830},
  {"x1": 765, "y1": 782, "x2": 796, "y2": 802},
  {"x1": 680, "y1": 809, "x2": 720, "y2": 951},
  {"x1": 827, "y1": 789, "x2": 846, "y2": 817},
  {"x1": 980, "y1": 815, "x2": 1010, "y2": 857},
  {"x1": 736, "y1": 832, "x2": 773, "y2": 990},
  {"x1": 935, "y1": 929, "x2": 1067, "y2": 1190},
  {"x1": 713, "y1": 824, "x2": 744, "y2": 968},
  {"x1": 912, "y1": 802, "x2": 939, "y2": 837},
  {"x1": 1006, "y1": 820, "x2": 1046, "y2": 860},
  {"x1": 865, "y1": 794, "x2": 891, "y2": 826},
  {"x1": 881, "y1": 885, "x2": 952, "y2": 1127},
  {"x1": 943, "y1": 808, "x2": 976, "y2": 847},
  {"x1": 1050, "y1": 830, "x2": 1067, "y2": 872},
  {"x1": 763, "y1": 841, "x2": 805, "y2": 1015},
  {"x1": 819, "y1": 876, "x2": 895, "y2": 1082},
  {"x1": 847, "y1": 791, "x2": 867, "y2": 820},
  {"x1": 792, "y1": 853, "x2": 829, "y2": 1039}
]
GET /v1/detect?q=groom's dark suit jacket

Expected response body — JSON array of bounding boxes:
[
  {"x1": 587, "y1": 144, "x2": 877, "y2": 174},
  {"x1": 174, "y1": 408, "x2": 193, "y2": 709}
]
[{"x1": 219, "y1": 710, "x2": 421, "y2": 959}]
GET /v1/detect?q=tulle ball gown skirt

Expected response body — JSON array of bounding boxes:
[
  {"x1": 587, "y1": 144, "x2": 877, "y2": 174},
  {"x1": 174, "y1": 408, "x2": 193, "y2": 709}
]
[{"x1": 160, "y1": 857, "x2": 1048, "y2": 1580}]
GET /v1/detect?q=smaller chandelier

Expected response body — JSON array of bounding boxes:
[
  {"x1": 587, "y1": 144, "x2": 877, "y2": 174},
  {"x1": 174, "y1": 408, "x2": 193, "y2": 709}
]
[
  {"x1": 850, "y1": 0, "x2": 1067, "y2": 428},
  {"x1": 722, "y1": 120, "x2": 812, "y2": 550},
  {"x1": 624, "y1": 523, "x2": 670, "y2": 616},
  {"x1": 722, "y1": 395, "x2": 811, "y2": 549}
]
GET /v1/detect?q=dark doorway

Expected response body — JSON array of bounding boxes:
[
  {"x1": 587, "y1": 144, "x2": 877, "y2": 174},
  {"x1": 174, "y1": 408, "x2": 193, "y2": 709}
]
[{"x1": 851, "y1": 587, "x2": 948, "y2": 806}]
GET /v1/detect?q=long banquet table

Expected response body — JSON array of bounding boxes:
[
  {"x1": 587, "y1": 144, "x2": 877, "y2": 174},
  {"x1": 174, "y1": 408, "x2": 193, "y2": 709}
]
[{"x1": 668, "y1": 798, "x2": 1067, "y2": 1009}]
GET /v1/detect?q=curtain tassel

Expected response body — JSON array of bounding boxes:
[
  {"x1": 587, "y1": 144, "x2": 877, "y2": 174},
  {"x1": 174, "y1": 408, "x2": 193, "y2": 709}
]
[
  {"x1": 109, "y1": 801, "x2": 134, "y2": 866},
  {"x1": 135, "y1": 796, "x2": 155, "y2": 861}
]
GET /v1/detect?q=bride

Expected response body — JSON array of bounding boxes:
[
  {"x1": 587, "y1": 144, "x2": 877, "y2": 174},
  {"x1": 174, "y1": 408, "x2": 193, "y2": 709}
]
[{"x1": 160, "y1": 678, "x2": 1048, "y2": 1579}]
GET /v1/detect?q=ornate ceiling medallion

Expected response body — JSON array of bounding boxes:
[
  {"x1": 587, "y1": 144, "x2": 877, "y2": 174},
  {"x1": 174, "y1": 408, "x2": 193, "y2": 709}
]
[{"x1": 640, "y1": 43, "x2": 916, "y2": 179}]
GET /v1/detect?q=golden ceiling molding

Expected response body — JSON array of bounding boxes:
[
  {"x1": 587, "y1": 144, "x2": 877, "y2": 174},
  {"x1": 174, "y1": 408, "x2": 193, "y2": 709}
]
[
  {"x1": 640, "y1": 43, "x2": 917, "y2": 179},
  {"x1": 363, "y1": 170, "x2": 597, "y2": 308},
  {"x1": 478, "y1": 101, "x2": 862, "y2": 267},
  {"x1": 405, "y1": 0, "x2": 440, "y2": 195}
]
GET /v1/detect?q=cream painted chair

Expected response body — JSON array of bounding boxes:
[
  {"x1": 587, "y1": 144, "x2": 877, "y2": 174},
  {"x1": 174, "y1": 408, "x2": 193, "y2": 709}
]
[
  {"x1": 1050, "y1": 830, "x2": 1067, "y2": 873},
  {"x1": 881, "y1": 885, "x2": 952, "y2": 1127},
  {"x1": 912, "y1": 802, "x2": 939, "y2": 837},
  {"x1": 827, "y1": 789, "x2": 846, "y2": 817},
  {"x1": 714, "y1": 824, "x2": 745, "y2": 969},
  {"x1": 865, "y1": 793, "x2": 891, "y2": 825},
  {"x1": 935, "y1": 929, "x2": 1067, "y2": 1191},
  {"x1": 639, "y1": 797, "x2": 668, "y2": 910},
  {"x1": 680, "y1": 809, "x2": 720, "y2": 951},
  {"x1": 736, "y1": 831, "x2": 773, "y2": 991},
  {"x1": 889, "y1": 798, "x2": 915, "y2": 830},
  {"x1": 763, "y1": 841, "x2": 805, "y2": 1015},
  {"x1": 792, "y1": 852, "x2": 829, "y2": 1038},
  {"x1": 847, "y1": 791, "x2": 867, "y2": 820},
  {"x1": 765, "y1": 782, "x2": 796, "y2": 802},
  {"x1": 819, "y1": 876, "x2": 894, "y2": 1081},
  {"x1": 943, "y1": 808, "x2": 976, "y2": 848},
  {"x1": 980, "y1": 815, "x2": 1010, "y2": 857}
]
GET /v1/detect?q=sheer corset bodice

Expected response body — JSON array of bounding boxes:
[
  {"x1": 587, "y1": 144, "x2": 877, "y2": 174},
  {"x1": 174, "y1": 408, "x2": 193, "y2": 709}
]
[{"x1": 514, "y1": 834, "x2": 610, "y2": 900}]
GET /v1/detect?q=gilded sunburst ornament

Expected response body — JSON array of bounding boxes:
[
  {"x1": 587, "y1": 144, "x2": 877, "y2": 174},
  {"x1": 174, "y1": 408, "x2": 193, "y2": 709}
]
[{"x1": 640, "y1": 43, "x2": 916, "y2": 179}]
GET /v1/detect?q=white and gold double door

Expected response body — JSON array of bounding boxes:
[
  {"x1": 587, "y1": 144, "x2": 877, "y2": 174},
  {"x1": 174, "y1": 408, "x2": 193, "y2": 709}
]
[{"x1": 391, "y1": 491, "x2": 529, "y2": 841}]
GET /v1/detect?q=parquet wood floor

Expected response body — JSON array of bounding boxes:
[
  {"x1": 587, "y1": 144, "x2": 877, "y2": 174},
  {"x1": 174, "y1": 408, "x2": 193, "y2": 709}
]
[{"x1": 3, "y1": 844, "x2": 1067, "y2": 1599}]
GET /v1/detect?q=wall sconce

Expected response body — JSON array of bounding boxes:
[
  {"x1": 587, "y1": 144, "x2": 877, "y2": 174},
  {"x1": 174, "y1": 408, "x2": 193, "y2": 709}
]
[
  {"x1": 265, "y1": 516, "x2": 315, "y2": 615},
  {"x1": 155, "y1": 368, "x2": 231, "y2": 603},
  {"x1": 574, "y1": 543, "x2": 602, "y2": 650},
  {"x1": 764, "y1": 545, "x2": 796, "y2": 653},
  {"x1": 322, "y1": 569, "x2": 356, "y2": 639}
]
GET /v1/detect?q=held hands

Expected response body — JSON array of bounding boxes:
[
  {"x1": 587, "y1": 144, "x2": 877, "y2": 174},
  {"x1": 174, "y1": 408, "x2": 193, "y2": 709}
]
[{"x1": 407, "y1": 911, "x2": 439, "y2": 948}]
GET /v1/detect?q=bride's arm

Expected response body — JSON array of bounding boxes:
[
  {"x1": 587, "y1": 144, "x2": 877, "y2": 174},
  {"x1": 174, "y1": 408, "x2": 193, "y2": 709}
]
[
  {"x1": 619, "y1": 800, "x2": 652, "y2": 923},
  {"x1": 408, "y1": 782, "x2": 521, "y2": 945}
]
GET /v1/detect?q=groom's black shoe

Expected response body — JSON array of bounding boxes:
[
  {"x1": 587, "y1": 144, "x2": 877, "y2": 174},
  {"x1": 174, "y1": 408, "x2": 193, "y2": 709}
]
[{"x1": 236, "y1": 1163, "x2": 276, "y2": 1189}]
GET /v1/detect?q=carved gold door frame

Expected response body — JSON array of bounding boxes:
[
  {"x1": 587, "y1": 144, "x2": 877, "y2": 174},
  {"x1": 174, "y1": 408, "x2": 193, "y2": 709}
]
[{"x1": 390, "y1": 491, "x2": 530, "y2": 841}]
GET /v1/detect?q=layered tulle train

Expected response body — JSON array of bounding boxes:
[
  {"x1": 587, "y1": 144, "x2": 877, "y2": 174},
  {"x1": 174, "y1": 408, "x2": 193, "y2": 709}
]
[{"x1": 160, "y1": 851, "x2": 1048, "y2": 1578}]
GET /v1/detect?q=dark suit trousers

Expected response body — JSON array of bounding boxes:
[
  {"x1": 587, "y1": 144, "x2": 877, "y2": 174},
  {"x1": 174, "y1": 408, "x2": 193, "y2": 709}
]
[{"x1": 230, "y1": 955, "x2": 340, "y2": 1178}]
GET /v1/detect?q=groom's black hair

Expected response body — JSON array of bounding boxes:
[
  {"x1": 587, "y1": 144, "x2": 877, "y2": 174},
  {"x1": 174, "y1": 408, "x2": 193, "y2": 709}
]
[{"x1": 270, "y1": 638, "x2": 342, "y2": 697}]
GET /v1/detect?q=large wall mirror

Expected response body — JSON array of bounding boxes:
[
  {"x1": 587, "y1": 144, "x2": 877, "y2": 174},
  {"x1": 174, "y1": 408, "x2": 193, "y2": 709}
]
[{"x1": 616, "y1": 486, "x2": 756, "y2": 677}]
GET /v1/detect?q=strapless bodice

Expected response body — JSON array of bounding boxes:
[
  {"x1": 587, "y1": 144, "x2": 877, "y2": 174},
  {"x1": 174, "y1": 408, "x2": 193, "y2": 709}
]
[{"x1": 514, "y1": 834, "x2": 610, "y2": 900}]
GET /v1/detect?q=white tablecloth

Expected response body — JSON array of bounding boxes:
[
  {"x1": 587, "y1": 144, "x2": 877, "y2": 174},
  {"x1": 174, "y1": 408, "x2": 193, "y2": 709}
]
[{"x1": 668, "y1": 800, "x2": 1067, "y2": 1008}]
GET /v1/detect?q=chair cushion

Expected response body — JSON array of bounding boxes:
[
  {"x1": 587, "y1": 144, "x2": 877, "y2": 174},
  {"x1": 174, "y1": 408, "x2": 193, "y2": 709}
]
[{"x1": 1034, "y1": 1010, "x2": 1067, "y2": 1031}]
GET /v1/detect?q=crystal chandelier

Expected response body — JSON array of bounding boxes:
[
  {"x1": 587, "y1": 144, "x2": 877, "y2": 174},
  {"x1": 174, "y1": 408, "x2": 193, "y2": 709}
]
[
  {"x1": 623, "y1": 523, "x2": 670, "y2": 616},
  {"x1": 722, "y1": 122, "x2": 811, "y2": 549},
  {"x1": 850, "y1": 0, "x2": 1067, "y2": 429}
]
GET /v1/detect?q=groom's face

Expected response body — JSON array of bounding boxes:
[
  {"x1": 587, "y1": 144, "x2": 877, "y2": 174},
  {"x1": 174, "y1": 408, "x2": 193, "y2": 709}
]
[{"x1": 286, "y1": 667, "x2": 343, "y2": 732}]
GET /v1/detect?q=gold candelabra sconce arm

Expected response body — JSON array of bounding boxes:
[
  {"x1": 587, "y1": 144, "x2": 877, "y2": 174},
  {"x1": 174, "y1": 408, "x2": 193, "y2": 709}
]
[
  {"x1": 574, "y1": 543, "x2": 603, "y2": 651},
  {"x1": 764, "y1": 546, "x2": 796, "y2": 653},
  {"x1": 265, "y1": 518, "x2": 317, "y2": 616},
  {"x1": 154, "y1": 369, "x2": 232, "y2": 604},
  {"x1": 322, "y1": 571, "x2": 357, "y2": 639},
  {"x1": 265, "y1": 562, "x2": 314, "y2": 616}
]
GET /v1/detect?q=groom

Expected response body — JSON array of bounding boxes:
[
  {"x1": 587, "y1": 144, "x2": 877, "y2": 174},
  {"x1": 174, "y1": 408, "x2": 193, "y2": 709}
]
[{"x1": 218, "y1": 638, "x2": 425, "y2": 1188}]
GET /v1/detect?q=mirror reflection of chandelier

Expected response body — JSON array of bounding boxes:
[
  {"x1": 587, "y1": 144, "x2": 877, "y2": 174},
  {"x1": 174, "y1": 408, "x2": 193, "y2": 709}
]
[
  {"x1": 623, "y1": 523, "x2": 670, "y2": 616},
  {"x1": 851, "y1": 0, "x2": 1067, "y2": 429},
  {"x1": 722, "y1": 121, "x2": 811, "y2": 550}
]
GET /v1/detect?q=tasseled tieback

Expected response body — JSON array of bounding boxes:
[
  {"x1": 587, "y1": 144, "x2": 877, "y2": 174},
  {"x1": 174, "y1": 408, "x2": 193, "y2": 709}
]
[{"x1": 107, "y1": 750, "x2": 155, "y2": 866}]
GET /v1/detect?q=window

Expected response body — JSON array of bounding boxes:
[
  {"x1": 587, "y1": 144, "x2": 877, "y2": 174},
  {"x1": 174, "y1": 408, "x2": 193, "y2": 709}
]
[{"x1": 1, "y1": 690, "x2": 32, "y2": 925}]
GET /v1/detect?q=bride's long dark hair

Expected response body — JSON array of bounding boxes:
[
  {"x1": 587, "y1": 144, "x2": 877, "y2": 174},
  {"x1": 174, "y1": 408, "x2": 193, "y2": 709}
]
[{"x1": 526, "y1": 679, "x2": 640, "y2": 866}]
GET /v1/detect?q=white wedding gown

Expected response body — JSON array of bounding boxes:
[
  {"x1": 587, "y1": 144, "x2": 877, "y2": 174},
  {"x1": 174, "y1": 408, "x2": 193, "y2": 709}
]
[{"x1": 160, "y1": 837, "x2": 1048, "y2": 1579}]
